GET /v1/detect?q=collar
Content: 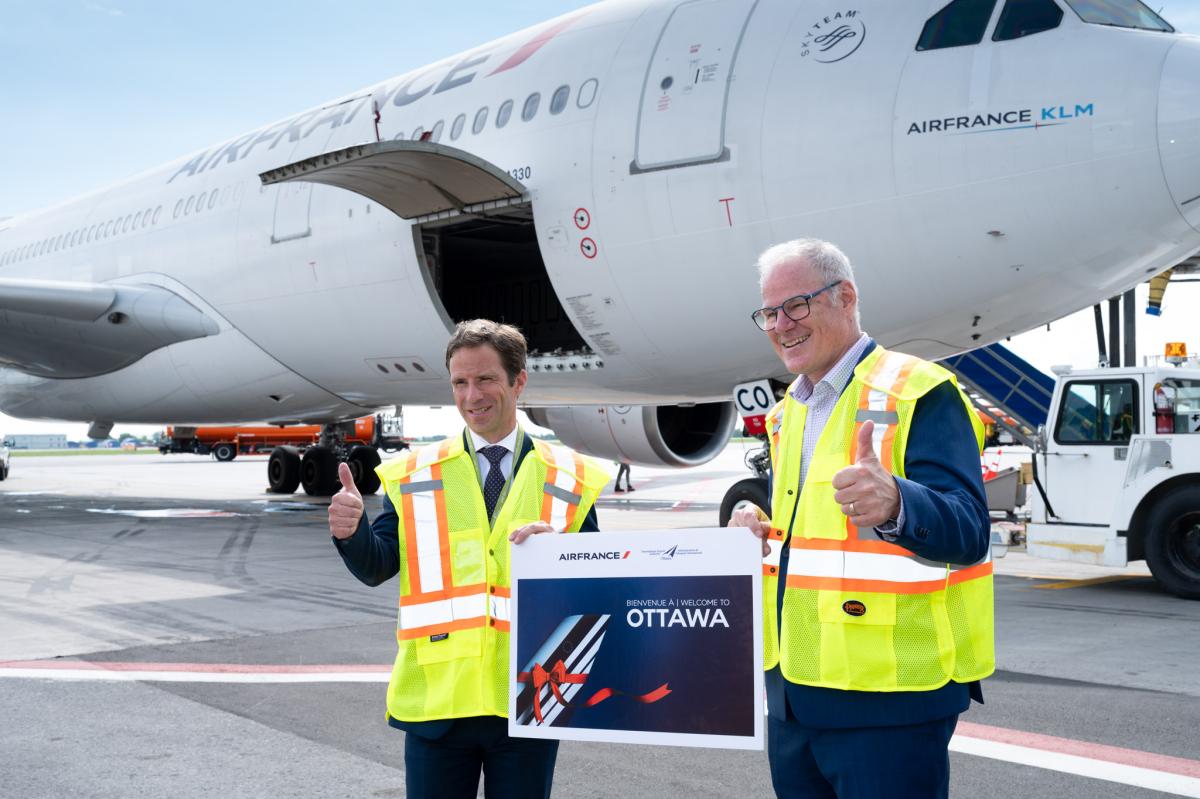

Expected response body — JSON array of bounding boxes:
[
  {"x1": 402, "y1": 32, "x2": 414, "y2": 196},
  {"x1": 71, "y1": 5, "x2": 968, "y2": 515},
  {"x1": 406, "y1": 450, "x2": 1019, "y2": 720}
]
[
  {"x1": 468, "y1": 424, "x2": 519, "y2": 454},
  {"x1": 791, "y1": 333, "x2": 871, "y2": 403}
]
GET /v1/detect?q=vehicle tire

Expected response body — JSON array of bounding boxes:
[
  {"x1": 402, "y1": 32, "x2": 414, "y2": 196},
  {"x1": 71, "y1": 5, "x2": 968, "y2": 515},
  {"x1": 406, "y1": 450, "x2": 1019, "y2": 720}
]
[
  {"x1": 267, "y1": 446, "x2": 301, "y2": 494},
  {"x1": 719, "y1": 477, "x2": 770, "y2": 527},
  {"x1": 1144, "y1": 484, "x2": 1200, "y2": 600},
  {"x1": 0, "y1": 464, "x2": 7, "y2": 481},
  {"x1": 301, "y1": 446, "x2": 340, "y2": 497},
  {"x1": 347, "y1": 445, "x2": 382, "y2": 495},
  {"x1": 213, "y1": 442, "x2": 237, "y2": 462}
]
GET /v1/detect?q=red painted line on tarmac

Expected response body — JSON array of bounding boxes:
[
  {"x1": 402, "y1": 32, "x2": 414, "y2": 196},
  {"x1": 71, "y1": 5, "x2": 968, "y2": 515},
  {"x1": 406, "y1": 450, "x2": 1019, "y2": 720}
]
[
  {"x1": 0, "y1": 660, "x2": 390, "y2": 674},
  {"x1": 957, "y1": 721, "x2": 1200, "y2": 779}
]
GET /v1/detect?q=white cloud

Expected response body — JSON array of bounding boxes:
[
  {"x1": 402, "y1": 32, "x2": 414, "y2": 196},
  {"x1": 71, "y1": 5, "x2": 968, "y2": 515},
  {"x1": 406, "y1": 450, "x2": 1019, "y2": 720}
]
[{"x1": 82, "y1": 1, "x2": 124, "y2": 17}]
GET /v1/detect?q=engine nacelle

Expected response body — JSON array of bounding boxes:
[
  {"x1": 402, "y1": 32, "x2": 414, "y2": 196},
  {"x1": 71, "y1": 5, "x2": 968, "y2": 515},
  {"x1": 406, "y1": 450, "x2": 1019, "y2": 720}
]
[{"x1": 527, "y1": 402, "x2": 737, "y2": 468}]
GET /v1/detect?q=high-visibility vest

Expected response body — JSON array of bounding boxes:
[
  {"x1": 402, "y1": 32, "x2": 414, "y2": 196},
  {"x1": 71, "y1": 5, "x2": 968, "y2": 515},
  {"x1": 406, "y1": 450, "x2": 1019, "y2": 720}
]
[
  {"x1": 762, "y1": 345, "x2": 994, "y2": 691},
  {"x1": 375, "y1": 433, "x2": 609, "y2": 723}
]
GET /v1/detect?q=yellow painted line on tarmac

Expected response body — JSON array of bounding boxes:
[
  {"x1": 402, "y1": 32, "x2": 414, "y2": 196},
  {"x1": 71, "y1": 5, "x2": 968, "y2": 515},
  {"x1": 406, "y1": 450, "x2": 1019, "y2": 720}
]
[{"x1": 1030, "y1": 575, "x2": 1144, "y2": 590}]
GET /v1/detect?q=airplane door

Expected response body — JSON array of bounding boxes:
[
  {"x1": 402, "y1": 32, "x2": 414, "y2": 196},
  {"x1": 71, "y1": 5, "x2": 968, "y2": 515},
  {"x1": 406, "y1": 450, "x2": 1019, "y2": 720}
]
[
  {"x1": 271, "y1": 94, "x2": 371, "y2": 243},
  {"x1": 632, "y1": 0, "x2": 758, "y2": 173}
]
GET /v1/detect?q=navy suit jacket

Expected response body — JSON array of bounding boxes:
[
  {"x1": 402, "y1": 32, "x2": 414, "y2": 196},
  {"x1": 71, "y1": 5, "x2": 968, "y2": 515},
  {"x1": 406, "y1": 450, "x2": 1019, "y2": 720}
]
[
  {"x1": 767, "y1": 340, "x2": 990, "y2": 729},
  {"x1": 334, "y1": 429, "x2": 598, "y2": 737}
]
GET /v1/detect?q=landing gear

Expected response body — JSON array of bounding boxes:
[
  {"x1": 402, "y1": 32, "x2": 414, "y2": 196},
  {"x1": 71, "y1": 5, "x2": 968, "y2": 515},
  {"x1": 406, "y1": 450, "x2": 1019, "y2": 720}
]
[
  {"x1": 347, "y1": 445, "x2": 382, "y2": 495},
  {"x1": 213, "y1": 442, "x2": 237, "y2": 462},
  {"x1": 718, "y1": 439, "x2": 772, "y2": 526},
  {"x1": 1144, "y1": 485, "x2": 1200, "y2": 600},
  {"x1": 301, "y1": 446, "x2": 340, "y2": 496},
  {"x1": 268, "y1": 446, "x2": 302, "y2": 494}
]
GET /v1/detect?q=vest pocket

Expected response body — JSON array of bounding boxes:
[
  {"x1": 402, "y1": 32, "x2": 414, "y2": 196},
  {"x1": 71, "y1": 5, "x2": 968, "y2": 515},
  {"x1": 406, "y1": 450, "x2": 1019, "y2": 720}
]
[
  {"x1": 798, "y1": 453, "x2": 849, "y2": 540},
  {"x1": 450, "y1": 528, "x2": 485, "y2": 585},
  {"x1": 414, "y1": 626, "x2": 483, "y2": 665}
]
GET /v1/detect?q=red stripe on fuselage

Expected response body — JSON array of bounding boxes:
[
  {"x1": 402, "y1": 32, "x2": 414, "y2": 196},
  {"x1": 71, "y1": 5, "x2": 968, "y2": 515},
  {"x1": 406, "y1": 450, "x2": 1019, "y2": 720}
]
[{"x1": 489, "y1": 12, "x2": 588, "y2": 75}]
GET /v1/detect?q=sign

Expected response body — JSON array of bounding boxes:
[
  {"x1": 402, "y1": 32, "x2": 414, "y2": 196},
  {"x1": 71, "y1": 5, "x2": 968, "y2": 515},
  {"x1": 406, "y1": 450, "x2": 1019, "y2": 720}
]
[
  {"x1": 509, "y1": 528, "x2": 763, "y2": 750},
  {"x1": 733, "y1": 379, "x2": 774, "y2": 436}
]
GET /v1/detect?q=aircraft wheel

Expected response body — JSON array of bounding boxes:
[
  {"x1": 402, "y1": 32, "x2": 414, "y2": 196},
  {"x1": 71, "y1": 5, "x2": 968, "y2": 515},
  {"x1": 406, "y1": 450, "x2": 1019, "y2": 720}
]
[
  {"x1": 719, "y1": 477, "x2": 769, "y2": 527},
  {"x1": 267, "y1": 446, "x2": 301, "y2": 494},
  {"x1": 213, "y1": 442, "x2": 238, "y2": 462},
  {"x1": 301, "y1": 446, "x2": 339, "y2": 496},
  {"x1": 1145, "y1": 485, "x2": 1200, "y2": 600},
  {"x1": 347, "y1": 445, "x2": 382, "y2": 495}
]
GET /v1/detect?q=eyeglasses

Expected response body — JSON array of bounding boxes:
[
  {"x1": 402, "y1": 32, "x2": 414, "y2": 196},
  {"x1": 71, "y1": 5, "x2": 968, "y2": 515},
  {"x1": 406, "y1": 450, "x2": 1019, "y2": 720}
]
[{"x1": 751, "y1": 281, "x2": 842, "y2": 331}]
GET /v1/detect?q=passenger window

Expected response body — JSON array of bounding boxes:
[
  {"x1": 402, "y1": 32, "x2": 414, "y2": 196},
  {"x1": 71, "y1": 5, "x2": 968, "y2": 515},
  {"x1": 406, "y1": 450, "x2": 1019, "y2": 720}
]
[
  {"x1": 429, "y1": 120, "x2": 444, "y2": 142},
  {"x1": 917, "y1": 0, "x2": 998, "y2": 50},
  {"x1": 1055, "y1": 380, "x2": 1138, "y2": 444},
  {"x1": 472, "y1": 106, "x2": 488, "y2": 134},
  {"x1": 522, "y1": 92, "x2": 541, "y2": 122},
  {"x1": 185, "y1": 196, "x2": 195, "y2": 215},
  {"x1": 1063, "y1": 0, "x2": 1171, "y2": 31},
  {"x1": 577, "y1": 78, "x2": 599, "y2": 109},
  {"x1": 496, "y1": 99, "x2": 513, "y2": 128},
  {"x1": 196, "y1": 192, "x2": 207, "y2": 213},
  {"x1": 411, "y1": 126, "x2": 425, "y2": 140},
  {"x1": 450, "y1": 113, "x2": 466, "y2": 140},
  {"x1": 174, "y1": 199, "x2": 184, "y2": 219},
  {"x1": 550, "y1": 85, "x2": 570, "y2": 115},
  {"x1": 208, "y1": 191, "x2": 218, "y2": 210},
  {"x1": 993, "y1": 0, "x2": 1063, "y2": 40}
]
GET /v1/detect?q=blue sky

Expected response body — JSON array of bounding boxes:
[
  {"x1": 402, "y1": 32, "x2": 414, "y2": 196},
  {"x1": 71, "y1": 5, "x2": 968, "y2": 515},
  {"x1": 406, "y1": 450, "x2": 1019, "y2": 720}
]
[{"x1": 1, "y1": 1, "x2": 1199, "y2": 438}]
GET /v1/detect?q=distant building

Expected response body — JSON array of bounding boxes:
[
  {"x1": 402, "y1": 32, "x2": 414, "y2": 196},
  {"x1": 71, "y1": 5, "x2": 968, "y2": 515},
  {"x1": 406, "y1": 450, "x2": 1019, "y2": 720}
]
[{"x1": 6, "y1": 434, "x2": 69, "y2": 450}]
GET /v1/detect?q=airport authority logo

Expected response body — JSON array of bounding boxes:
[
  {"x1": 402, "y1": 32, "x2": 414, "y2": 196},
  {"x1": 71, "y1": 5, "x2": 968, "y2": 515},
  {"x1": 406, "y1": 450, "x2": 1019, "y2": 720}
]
[
  {"x1": 800, "y1": 10, "x2": 866, "y2": 63},
  {"x1": 905, "y1": 102, "x2": 1095, "y2": 136},
  {"x1": 640, "y1": 544, "x2": 702, "y2": 560}
]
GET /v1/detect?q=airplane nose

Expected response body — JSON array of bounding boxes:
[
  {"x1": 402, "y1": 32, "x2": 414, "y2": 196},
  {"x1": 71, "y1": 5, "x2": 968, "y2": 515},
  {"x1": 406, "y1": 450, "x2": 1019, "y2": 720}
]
[{"x1": 1159, "y1": 39, "x2": 1200, "y2": 233}]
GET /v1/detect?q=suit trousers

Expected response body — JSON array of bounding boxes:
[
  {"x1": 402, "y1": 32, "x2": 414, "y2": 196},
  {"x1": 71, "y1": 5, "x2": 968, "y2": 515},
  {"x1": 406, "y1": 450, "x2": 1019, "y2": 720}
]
[
  {"x1": 767, "y1": 713, "x2": 958, "y2": 799},
  {"x1": 403, "y1": 715, "x2": 559, "y2": 799}
]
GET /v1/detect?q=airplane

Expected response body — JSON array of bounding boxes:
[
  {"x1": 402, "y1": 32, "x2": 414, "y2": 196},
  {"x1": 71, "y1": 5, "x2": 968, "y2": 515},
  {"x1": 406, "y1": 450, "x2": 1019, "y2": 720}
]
[{"x1": 1, "y1": 0, "x2": 1197, "y2": 509}]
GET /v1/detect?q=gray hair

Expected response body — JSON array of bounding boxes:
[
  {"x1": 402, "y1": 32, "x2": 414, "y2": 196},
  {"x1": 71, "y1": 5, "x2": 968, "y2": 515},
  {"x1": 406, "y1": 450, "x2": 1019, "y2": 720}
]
[{"x1": 756, "y1": 238, "x2": 860, "y2": 324}]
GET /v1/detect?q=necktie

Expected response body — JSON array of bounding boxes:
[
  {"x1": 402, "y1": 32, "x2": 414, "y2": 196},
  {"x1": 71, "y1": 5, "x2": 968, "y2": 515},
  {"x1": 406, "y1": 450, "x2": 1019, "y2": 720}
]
[{"x1": 479, "y1": 445, "x2": 508, "y2": 520}]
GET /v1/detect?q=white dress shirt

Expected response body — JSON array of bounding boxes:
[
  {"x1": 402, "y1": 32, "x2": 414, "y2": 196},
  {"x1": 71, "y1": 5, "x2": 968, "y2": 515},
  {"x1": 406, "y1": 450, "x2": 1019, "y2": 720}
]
[{"x1": 469, "y1": 425, "x2": 519, "y2": 485}]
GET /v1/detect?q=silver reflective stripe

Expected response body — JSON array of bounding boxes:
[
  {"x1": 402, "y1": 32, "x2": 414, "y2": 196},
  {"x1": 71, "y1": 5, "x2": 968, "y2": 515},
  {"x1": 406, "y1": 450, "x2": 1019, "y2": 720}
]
[
  {"x1": 543, "y1": 483, "x2": 582, "y2": 505},
  {"x1": 855, "y1": 409, "x2": 899, "y2": 425},
  {"x1": 400, "y1": 479, "x2": 444, "y2": 494}
]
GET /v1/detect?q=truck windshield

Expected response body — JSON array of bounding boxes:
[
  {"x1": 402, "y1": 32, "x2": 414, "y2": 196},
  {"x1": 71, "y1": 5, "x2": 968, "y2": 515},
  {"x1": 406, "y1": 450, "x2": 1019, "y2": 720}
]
[{"x1": 1062, "y1": 0, "x2": 1173, "y2": 32}]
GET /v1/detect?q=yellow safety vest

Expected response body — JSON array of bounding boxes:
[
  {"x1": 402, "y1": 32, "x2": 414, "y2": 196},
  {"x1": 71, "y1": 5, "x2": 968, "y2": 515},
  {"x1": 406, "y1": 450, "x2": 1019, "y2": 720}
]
[
  {"x1": 375, "y1": 433, "x2": 610, "y2": 723},
  {"x1": 762, "y1": 345, "x2": 994, "y2": 692}
]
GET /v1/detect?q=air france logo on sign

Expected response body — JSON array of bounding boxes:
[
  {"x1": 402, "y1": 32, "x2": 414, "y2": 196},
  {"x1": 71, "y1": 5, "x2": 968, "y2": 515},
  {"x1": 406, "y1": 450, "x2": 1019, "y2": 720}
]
[{"x1": 734, "y1": 380, "x2": 775, "y2": 436}]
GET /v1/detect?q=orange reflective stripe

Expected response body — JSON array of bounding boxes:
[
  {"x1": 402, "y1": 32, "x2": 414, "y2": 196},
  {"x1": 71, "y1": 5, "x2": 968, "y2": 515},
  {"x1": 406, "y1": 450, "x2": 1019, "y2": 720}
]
[
  {"x1": 786, "y1": 559, "x2": 992, "y2": 595},
  {"x1": 399, "y1": 451, "x2": 421, "y2": 595},
  {"x1": 790, "y1": 536, "x2": 915, "y2": 556},
  {"x1": 400, "y1": 582, "x2": 488, "y2": 605},
  {"x1": 540, "y1": 461, "x2": 556, "y2": 524},
  {"x1": 491, "y1": 619, "x2": 511, "y2": 633},
  {"x1": 396, "y1": 616, "x2": 487, "y2": 641},
  {"x1": 491, "y1": 585, "x2": 511, "y2": 598},
  {"x1": 431, "y1": 461, "x2": 453, "y2": 591},
  {"x1": 565, "y1": 452, "x2": 586, "y2": 530}
]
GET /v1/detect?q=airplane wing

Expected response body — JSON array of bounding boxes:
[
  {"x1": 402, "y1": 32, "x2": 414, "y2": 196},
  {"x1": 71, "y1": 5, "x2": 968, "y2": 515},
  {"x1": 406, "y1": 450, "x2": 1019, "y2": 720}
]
[{"x1": 0, "y1": 278, "x2": 218, "y2": 379}]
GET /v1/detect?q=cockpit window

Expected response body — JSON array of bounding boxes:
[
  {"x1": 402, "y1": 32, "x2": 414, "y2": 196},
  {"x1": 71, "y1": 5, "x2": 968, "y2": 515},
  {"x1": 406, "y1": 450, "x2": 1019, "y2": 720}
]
[
  {"x1": 1062, "y1": 0, "x2": 1172, "y2": 31},
  {"x1": 993, "y1": 0, "x2": 1064, "y2": 40},
  {"x1": 917, "y1": 0, "x2": 998, "y2": 51}
]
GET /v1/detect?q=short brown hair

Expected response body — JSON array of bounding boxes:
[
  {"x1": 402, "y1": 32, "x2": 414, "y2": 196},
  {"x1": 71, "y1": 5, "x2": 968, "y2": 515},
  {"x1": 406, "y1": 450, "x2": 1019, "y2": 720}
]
[{"x1": 445, "y1": 319, "x2": 527, "y2": 383}]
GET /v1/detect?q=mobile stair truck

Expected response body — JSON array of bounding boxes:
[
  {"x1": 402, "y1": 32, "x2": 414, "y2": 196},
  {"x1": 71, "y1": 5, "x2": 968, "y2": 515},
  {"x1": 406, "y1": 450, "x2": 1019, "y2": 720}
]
[{"x1": 1025, "y1": 344, "x2": 1200, "y2": 598}]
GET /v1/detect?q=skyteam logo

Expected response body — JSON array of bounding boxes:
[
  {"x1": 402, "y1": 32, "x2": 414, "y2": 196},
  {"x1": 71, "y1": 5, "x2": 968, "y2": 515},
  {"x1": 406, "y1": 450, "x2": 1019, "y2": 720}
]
[{"x1": 800, "y1": 10, "x2": 866, "y2": 64}]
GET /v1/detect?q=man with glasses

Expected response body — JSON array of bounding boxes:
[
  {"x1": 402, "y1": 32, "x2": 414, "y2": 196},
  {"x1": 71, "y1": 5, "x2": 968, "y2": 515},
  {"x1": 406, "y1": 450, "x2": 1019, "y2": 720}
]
[{"x1": 731, "y1": 239, "x2": 994, "y2": 799}]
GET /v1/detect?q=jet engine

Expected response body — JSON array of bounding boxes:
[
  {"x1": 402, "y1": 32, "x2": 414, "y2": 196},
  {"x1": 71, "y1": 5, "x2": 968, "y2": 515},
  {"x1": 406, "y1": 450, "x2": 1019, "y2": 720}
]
[{"x1": 526, "y1": 402, "x2": 737, "y2": 468}]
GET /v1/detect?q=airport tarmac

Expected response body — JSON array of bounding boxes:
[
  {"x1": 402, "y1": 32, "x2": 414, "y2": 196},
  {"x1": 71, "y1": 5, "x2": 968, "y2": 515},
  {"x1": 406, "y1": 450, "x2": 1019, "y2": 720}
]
[{"x1": 1, "y1": 446, "x2": 1197, "y2": 798}]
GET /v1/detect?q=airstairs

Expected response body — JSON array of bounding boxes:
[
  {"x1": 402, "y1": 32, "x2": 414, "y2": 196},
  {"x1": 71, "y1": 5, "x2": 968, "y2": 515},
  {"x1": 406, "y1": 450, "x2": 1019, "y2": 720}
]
[{"x1": 938, "y1": 343, "x2": 1055, "y2": 448}]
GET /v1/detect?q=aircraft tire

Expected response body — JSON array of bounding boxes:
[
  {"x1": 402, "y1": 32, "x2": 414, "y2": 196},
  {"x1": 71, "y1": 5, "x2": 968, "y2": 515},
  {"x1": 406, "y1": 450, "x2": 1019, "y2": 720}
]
[
  {"x1": 1144, "y1": 484, "x2": 1200, "y2": 600},
  {"x1": 347, "y1": 445, "x2": 382, "y2": 495},
  {"x1": 268, "y1": 446, "x2": 301, "y2": 494},
  {"x1": 301, "y1": 446, "x2": 340, "y2": 496},
  {"x1": 718, "y1": 477, "x2": 770, "y2": 527},
  {"x1": 213, "y1": 443, "x2": 238, "y2": 462}
]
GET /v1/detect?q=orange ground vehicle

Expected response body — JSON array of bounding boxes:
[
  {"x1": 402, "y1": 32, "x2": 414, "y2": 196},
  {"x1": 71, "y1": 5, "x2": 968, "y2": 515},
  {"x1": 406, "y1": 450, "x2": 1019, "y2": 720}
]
[{"x1": 158, "y1": 412, "x2": 407, "y2": 495}]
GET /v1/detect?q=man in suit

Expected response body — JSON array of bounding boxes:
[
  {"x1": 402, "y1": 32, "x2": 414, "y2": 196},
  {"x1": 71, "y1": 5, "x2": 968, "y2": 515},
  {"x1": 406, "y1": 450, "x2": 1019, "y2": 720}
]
[
  {"x1": 729, "y1": 239, "x2": 994, "y2": 798},
  {"x1": 328, "y1": 318, "x2": 609, "y2": 799}
]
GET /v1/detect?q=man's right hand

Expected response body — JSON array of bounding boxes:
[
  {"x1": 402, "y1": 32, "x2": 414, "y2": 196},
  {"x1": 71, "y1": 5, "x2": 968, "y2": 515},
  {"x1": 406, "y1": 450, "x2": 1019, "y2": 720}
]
[
  {"x1": 728, "y1": 506, "x2": 772, "y2": 557},
  {"x1": 328, "y1": 462, "x2": 364, "y2": 540}
]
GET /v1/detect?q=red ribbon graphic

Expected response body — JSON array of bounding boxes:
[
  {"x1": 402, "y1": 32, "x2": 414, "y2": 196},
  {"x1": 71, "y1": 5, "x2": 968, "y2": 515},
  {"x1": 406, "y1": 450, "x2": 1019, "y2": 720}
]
[{"x1": 517, "y1": 659, "x2": 671, "y2": 723}]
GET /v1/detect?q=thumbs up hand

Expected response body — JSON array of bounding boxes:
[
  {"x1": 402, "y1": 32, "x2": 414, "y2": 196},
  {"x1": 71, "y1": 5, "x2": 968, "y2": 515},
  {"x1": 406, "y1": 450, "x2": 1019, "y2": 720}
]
[
  {"x1": 328, "y1": 462, "x2": 365, "y2": 540},
  {"x1": 831, "y1": 420, "x2": 901, "y2": 528}
]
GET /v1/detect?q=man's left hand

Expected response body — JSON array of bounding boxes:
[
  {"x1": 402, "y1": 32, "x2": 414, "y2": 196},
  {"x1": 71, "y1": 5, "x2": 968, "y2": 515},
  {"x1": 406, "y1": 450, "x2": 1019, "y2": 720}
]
[
  {"x1": 832, "y1": 420, "x2": 901, "y2": 529},
  {"x1": 509, "y1": 521, "x2": 556, "y2": 544}
]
